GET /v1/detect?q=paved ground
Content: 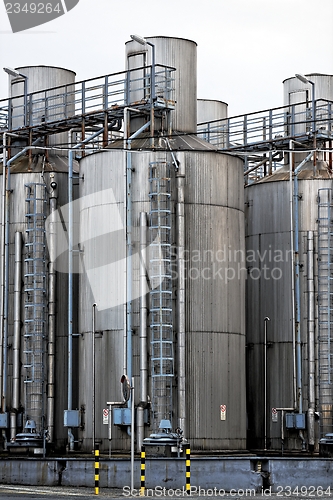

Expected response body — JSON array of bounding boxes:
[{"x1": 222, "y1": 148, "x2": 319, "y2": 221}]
[{"x1": 0, "y1": 485, "x2": 333, "y2": 500}]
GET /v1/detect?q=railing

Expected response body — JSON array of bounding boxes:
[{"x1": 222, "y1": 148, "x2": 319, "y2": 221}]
[
  {"x1": 197, "y1": 99, "x2": 333, "y2": 151},
  {"x1": 0, "y1": 64, "x2": 175, "y2": 132}
]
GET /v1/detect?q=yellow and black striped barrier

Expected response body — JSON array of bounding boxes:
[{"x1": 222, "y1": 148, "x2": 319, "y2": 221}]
[
  {"x1": 185, "y1": 446, "x2": 190, "y2": 494},
  {"x1": 140, "y1": 445, "x2": 146, "y2": 496},
  {"x1": 95, "y1": 445, "x2": 100, "y2": 495}
]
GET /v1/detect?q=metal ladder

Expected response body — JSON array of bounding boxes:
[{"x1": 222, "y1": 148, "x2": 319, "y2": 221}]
[
  {"x1": 317, "y1": 187, "x2": 333, "y2": 437},
  {"x1": 149, "y1": 161, "x2": 174, "y2": 430},
  {"x1": 23, "y1": 183, "x2": 47, "y2": 434}
]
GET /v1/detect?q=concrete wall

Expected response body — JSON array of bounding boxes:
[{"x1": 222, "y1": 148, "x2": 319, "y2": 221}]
[{"x1": 1, "y1": 457, "x2": 333, "y2": 492}]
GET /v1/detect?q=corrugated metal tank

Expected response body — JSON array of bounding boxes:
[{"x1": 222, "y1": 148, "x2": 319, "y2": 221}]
[
  {"x1": 126, "y1": 37, "x2": 197, "y2": 134},
  {"x1": 246, "y1": 73, "x2": 333, "y2": 451},
  {"x1": 10, "y1": 65, "x2": 76, "y2": 153},
  {"x1": 78, "y1": 146, "x2": 246, "y2": 452},
  {"x1": 197, "y1": 99, "x2": 228, "y2": 123},
  {"x1": 77, "y1": 36, "x2": 246, "y2": 452},
  {"x1": 1, "y1": 66, "x2": 77, "y2": 449},
  {"x1": 197, "y1": 99, "x2": 228, "y2": 148},
  {"x1": 245, "y1": 162, "x2": 332, "y2": 450},
  {"x1": 283, "y1": 74, "x2": 333, "y2": 137}
]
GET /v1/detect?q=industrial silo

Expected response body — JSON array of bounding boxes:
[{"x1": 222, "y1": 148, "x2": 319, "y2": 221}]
[
  {"x1": 245, "y1": 74, "x2": 333, "y2": 452},
  {"x1": 197, "y1": 99, "x2": 228, "y2": 148},
  {"x1": 77, "y1": 36, "x2": 246, "y2": 453},
  {"x1": 0, "y1": 66, "x2": 77, "y2": 453}
]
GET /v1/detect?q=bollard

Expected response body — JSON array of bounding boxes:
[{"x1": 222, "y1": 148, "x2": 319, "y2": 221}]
[
  {"x1": 140, "y1": 445, "x2": 146, "y2": 496},
  {"x1": 95, "y1": 445, "x2": 100, "y2": 495},
  {"x1": 185, "y1": 446, "x2": 190, "y2": 494}
]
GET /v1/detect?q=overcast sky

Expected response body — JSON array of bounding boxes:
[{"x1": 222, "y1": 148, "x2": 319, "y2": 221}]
[{"x1": 0, "y1": 0, "x2": 332, "y2": 117}]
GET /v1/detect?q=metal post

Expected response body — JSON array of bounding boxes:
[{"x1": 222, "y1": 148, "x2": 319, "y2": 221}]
[
  {"x1": 140, "y1": 445, "x2": 146, "y2": 496},
  {"x1": 307, "y1": 231, "x2": 316, "y2": 448},
  {"x1": 185, "y1": 446, "x2": 191, "y2": 494},
  {"x1": 94, "y1": 444, "x2": 100, "y2": 495}
]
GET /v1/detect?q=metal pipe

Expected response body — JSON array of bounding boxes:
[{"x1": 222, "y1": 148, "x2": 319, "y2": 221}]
[
  {"x1": 264, "y1": 317, "x2": 270, "y2": 450},
  {"x1": 137, "y1": 212, "x2": 148, "y2": 451},
  {"x1": 10, "y1": 232, "x2": 22, "y2": 440},
  {"x1": 131, "y1": 377, "x2": 135, "y2": 491},
  {"x1": 307, "y1": 231, "x2": 315, "y2": 448},
  {"x1": 294, "y1": 151, "x2": 313, "y2": 414},
  {"x1": 92, "y1": 303, "x2": 97, "y2": 452},
  {"x1": 47, "y1": 183, "x2": 58, "y2": 444},
  {"x1": 289, "y1": 141, "x2": 297, "y2": 410},
  {"x1": 176, "y1": 160, "x2": 186, "y2": 436},
  {"x1": 67, "y1": 128, "x2": 104, "y2": 450},
  {"x1": 125, "y1": 121, "x2": 151, "y2": 420}
]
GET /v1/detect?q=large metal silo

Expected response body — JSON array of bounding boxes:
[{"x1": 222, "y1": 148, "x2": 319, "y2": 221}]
[
  {"x1": 245, "y1": 73, "x2": 333, "y2": 452},
  {"x1": 197, "y1": 99, "x2": 228, "y2": 148},
  {"x1": 77, "y1": 36, "x2": 246, "y2": 453},
  {"x1": 126, "y1": 36, "x2": 197, "y2": 134},
  {"x1": 245, "y1": 159, "x2": 333, "y2": 451},
  {"x1": 0, "y1": 66, "x2": 77, "y2": 452}
]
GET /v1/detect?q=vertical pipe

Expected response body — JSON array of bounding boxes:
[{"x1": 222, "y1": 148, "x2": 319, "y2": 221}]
[
  {"x1": 131, "y1": 377, "x2": 134, "y2": 491},
  {"x1": 0, "y1": 133, "x2": 7, "y2": 409},
  {"x1": 137, "y1": 212, "x2": 148, "y2": 451},
  {"x1": 47, "y1": 190, "x2": 57, "y2": 443},
  {"x1": 294, "y1": 170, "x2": 302, "y2": 413},
  {"x1": 176, "y1": 161, "x2": 186, "y2": 436},
  {"x1": 67, "y1": 129, "x2": 104, "y2": 450},
  {"x1": 68, "y1": 149, "x2": 74, "y2": 450},
  {"x1": 264, "y1": 317, "x2": 270, "y2": 450},
  {"x1": 10, "y1": 231, "x2": 22, "y2": 440},
  {"x1": 289, "y1": 141, "x2": 297, "y2": 410},
  {"x1": 2, "y1": 166, "x2": 11, "y2": 416},
  {"x1": 126, "y1": 149, "x2": 132, "y2": 396},
  {"x1": 307, "y1": 231, "x2": 316, "y2": 448},
  {"x1": 293, "y1": 152, "x2": 313, "y2": 415},
  {"x1": 92, "y1": 303, "x2": 97, "y2": 452}
]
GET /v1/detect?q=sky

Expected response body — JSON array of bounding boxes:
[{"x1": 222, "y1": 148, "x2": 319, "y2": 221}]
[{"x1": 0, "y1": 0, "x2": 332, "y2": 117}]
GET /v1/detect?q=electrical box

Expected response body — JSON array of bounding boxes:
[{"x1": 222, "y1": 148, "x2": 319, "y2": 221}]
[
  {"x1": 285, "y1": 413, "x2": 295, "y2": 429},
  {"x1": 0, "y1": 413, "x2": 9, "y2": 428},
  {"x1": 285, "y1": 413, "x2": 306, "y2": 429},
  {"x1": 295, "y1": 413, "x2": 306, "y2": 429},
  {"x1": 113, "y1": 407, "x2": 131, "y2": 426},
  {"x1": 64, "y1": 410, "x2": 80, "y2": 427}
]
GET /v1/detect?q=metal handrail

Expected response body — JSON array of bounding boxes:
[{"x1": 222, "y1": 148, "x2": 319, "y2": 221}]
[
  {"x1": 0, "y1": 64, "x2": 175, "y2": 132},
  {"x1": 197, "y1": 99, "x2": 333, "y2": 151}
]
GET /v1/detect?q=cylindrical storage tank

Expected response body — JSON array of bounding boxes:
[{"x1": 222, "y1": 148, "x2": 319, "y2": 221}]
[
  {"x1": 1, "y1": 66, "x2": 77, "y2": 450},
  {"x1": 245, "y1": 160, "x2": 332, "y2": 451},
  {"x1": 283, "y1": 74, "x2": 333, "y2": 137},
  {"x1": 9, "y1": 66, "x2": 76, "y2": 153},
  {"x1": 77, "y1": 143, "x2": 247, "y2": 452},
  {"x1": 197, "y1": 99, "x2": 228, "y2": 148},
  {"x1": 126, "y1": 37, "x2": 197, "y2": 134},
  {"x1": 197, "y1": 99, "x2": 228, "y2": 123},
  {"x1": 0, "y1": 157, "x2": 78, "y2": 449}
]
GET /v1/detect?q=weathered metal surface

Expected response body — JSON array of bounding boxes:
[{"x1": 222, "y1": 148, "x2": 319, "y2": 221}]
[
  {"x1": 245, "y1": 163, "x2": 332, "y2": 450},
  {"x1": 126, "y1": 37, "x2": 197, "y2": 134},
  {"x1": 78, "y1": 147, "x2": 246, "y2": 452}
]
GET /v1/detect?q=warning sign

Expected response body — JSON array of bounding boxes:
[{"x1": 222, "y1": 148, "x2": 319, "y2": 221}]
[
  {"x1": 271, "y1": 408, "x2": 278, "y2": 423},
  {"x1": 103, "y1": 408, "x2": 109, "y2": 425},
  {"x1": 220, "y1": 404, "x2": 227, "y2": 421}
]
